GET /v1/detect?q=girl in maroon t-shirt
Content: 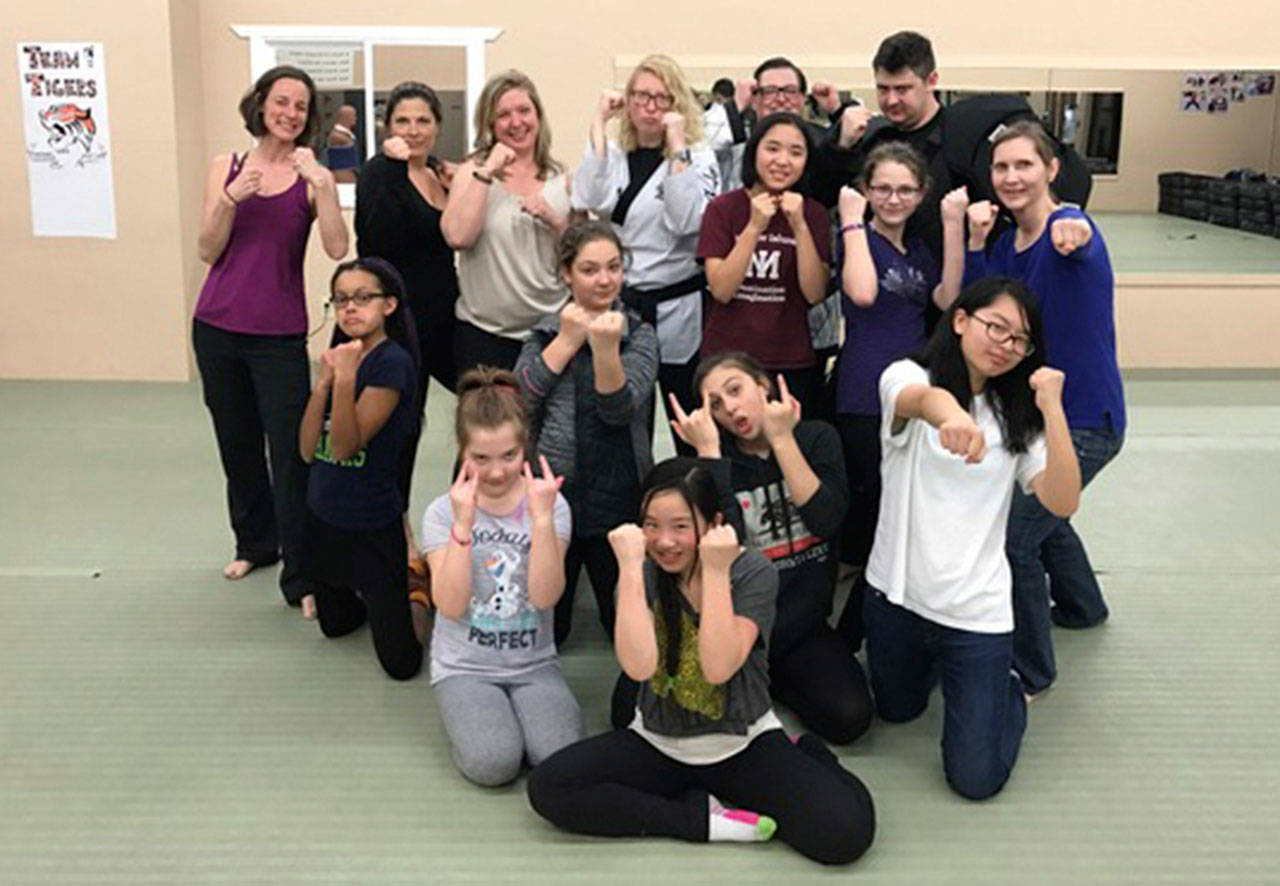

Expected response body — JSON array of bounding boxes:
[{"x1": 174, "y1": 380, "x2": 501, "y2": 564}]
[{"x1": 696, "y1": 112, "x2": 831, "y2": 409}]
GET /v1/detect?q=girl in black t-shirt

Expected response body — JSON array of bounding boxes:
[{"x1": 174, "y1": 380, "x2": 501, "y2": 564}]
[
  {"x1": 298, "y1": 257, "x2": 422, "y2": 679},
  {"x1": 527, "y1": 459, "x2": 876, "y2": 866}
]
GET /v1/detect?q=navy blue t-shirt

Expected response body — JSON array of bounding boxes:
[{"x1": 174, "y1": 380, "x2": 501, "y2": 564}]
[
  {"x1": 964, "y1": 206, "x2": 1126, "y2": 434},
  {"x1": 836, "y1": 230, "x2": 936, "y2": 416},
  {"x1": 307, "y1": 339, "x2": 417, "y2": 529}
]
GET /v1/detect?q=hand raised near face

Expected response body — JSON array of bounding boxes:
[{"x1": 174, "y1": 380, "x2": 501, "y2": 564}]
[
  {"x1": 586, "y1": 310, "x2": 625, "y2": 352},
  {"x1": 597, "y1": 89, "x2": 625, "y2": 122},
  {"x1": 661, "y1": 112, "x2": 688, "y2": 151},
  {"x1": 323, "y1": 339, "x2": 364, "y2": 379},
  {"x1": 608, "y1": 523, "x2": 646, "y2": 567},
  {"x1": 778, "y1": 191, "x2": 806, "y2": 230},
  {"x1": 809, "y1": 81, "x2": 842, "y2": 115},
  {"x1": 1029, "y1": 366, "x2": 1066, "y2": 413},
  {"x1": 940, "y1": 186, "x2": 971, "y2": 225},
  {"x1": 837, "y1": 105, "x2": 875, "y2": 148},
  {"x1": 290, "y1": 147, "x2": 328, "y2": 186},
  {"x1": 523, "y1": 453, "x2": 565, "y2": 522},
  {"x1": 698, "y1": 524, "x2": 742, "y2": 574},
  {"x1": 761, "y1": 374, "x2": 801, "y2": 446},
  {"x1": 668, "y1": 389, "x2": 720, "y2": 457},
  {"x1": 482, "y1": 143, "x2": 518, "y2": 179},
  {"x1": 748, "y1": 191, "x2": 779, "y2": 233},
  {"x1": 838, "y1": 185, "x2": 868, "y2": 225},
  {"x1": 449, "y1": 459, "x2": 479, "y2": 531},
  {"x1": 558, "y1": 301, "x2": 593, "y2": 348},
  {"x1": 966, "y1": 200, "x2": 999, "y2": 248},
  {"x1": 382, "y1": 136, "x2": 412, "y2": 161}
]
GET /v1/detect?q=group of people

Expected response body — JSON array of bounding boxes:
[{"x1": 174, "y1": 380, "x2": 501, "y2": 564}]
[{"x1": 190, "y1": 29, "x2": 1125, "y2": 866}]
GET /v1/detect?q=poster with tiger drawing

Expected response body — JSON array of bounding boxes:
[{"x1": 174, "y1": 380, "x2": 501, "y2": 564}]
[{"x1": 17, "y1": 42, "x2": 116, "y2": 238}]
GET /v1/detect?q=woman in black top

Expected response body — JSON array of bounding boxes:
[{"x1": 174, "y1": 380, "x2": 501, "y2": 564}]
[
  {"x1": 356, "y1": 81, "x2": 459, "y2": 399},
  {"x1": 356, "y1": 81, "x2": 460, "y2": 577}
]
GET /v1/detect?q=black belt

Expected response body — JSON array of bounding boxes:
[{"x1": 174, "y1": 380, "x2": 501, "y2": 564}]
[{"x1": 620, "y1": 273, "x2": 706, "y2": 325}]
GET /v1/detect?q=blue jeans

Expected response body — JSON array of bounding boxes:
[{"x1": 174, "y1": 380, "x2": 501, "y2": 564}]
[
  {"x1": 863, "y1": 589, "x2": 1027, "y2": 800},
  {"x1": 1007, "y1": 425, "x2": 1124, "y2": 694}
]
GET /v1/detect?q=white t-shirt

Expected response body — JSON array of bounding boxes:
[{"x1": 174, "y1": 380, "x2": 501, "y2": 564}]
[{"x1": 865, "y1": 359, "x2": 1047, "y2": 633}]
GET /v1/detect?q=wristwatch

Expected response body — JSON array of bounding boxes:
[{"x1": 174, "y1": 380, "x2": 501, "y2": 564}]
[{"x1": 672, "y1": 148, "x2": 693, "y2": 165}]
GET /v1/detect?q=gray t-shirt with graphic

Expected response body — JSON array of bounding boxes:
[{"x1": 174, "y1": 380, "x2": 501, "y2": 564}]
[{"x1": 421, "y1": 492, "x2": 571, "y2": 684}]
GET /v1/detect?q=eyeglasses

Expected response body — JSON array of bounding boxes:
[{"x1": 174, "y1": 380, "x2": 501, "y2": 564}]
[
  {"x1": 328, "y1": 292, "x2": 386, "y2": 309},
  {"x1": 629, "y1": 89, "x2": 675, "y2": 110},
  {"x1": 754, "y1": 85, "x2": 803, "y2": 98},
  {"x1": 970, "y1": 313, "x2": 1035, "y2": 356},
  {"x1": 867, "y1": 184, "x2": 924, "y2": 201}
]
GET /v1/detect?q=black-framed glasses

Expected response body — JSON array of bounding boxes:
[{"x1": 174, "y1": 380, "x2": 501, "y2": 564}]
[
  {"x1": 970, "y1": 313, "x2": 1035, "y2": 356},
  {"x1": 867, "y1": 184, "x2": 924, "y2": 201},
  {"x1": 329, "y1": 292, "x2": 387, "y2": 309},
  {"x1": 754, "y1": 85, "x2": 803, "y2": 98},
  {"x1": 628, "y1": 89, "x2": 675, "y2": 110}
]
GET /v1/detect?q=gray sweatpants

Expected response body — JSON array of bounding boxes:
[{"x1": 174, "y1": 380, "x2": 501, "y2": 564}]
[{"x1": 434, "y1": 665, "x2": 582, "y2": 787}]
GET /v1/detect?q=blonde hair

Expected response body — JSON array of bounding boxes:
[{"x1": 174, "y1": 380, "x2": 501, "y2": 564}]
[
  {"x1": 618, "y1": 54, "x2": 705, "y2": 156},
  {"x1": 470, "y1": 69, "x2": 563, "y2": 179}
]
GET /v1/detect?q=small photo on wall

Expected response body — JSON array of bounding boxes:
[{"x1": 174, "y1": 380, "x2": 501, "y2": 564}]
[
  {"x1": 1249, "y1": 73, "x2": 1275, "y2": 96},
  {"x1": 1181, "y1": 90, "x2": 1204, "y2": 112},
  {"x1": 1231, "y1": 86, "x2": 1246, "y2": 103}
]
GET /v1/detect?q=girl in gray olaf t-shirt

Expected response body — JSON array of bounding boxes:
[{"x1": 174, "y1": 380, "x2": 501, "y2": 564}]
[{"x1": 421, "y1": 369, "x2": 581, "y2": 787}]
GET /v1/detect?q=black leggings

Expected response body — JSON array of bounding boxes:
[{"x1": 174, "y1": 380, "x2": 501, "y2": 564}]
[
  {"x1": 771, "y1": 625, "x2": 873, "y2": 745},
  {"x1": 556, "y1": 536, "x2": 619, "y2": 646},
  {"x1": 304, "y1": 510, "x2": 423, "y2": 681},
  {"x1": 527, "y1": 727, "x2": 875, "y2": 865},
  {"x1": 834, "y1": 413, "x2": 881, "y2": 570},
  {"x1": 656, "y1": 356, "x2": 699, "y2": 457}
]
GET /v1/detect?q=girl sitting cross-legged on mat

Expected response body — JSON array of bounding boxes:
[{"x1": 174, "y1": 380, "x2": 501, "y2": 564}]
[{"x1": 527, "y1": 458, "x2": 875, "y2": 866}]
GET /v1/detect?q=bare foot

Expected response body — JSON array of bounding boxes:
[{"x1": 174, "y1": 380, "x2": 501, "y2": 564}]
[
  {"x1": 223, "y1": 559, "x2": 255, "y2": 580},
  {"x1": 301, "y1": 594, "x2": 318, "y2": 620}
]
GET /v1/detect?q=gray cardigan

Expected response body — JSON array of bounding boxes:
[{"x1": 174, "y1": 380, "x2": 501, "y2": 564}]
[{"x1": 515, "y1": 304, "x2": 659, "y2": 533}]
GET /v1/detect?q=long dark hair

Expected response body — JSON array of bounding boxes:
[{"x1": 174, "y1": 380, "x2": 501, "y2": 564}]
[
  {"x1": 741, "y1": 112, "x2": 812, "y2": 195},
  {"x1": 914, "y1": 276, "x2": 1046, "y2": 453},
  {"x1": 328, "y1": 257, "x2": 421, "y2": 379},
  {"x1": 639, "y1": 458, "x2": 722, "y2": 679}
]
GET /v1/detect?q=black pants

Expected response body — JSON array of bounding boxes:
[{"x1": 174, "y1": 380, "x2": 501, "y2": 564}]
[
  {"x1": 656, "y1": 356, "x2": 699, "y2": 457},
  {"x1": 454, "y1": 319, "x2": 524, "y2": 377},
  {"x1": 192, "y1": 319, "x2": 310, "y2": 603},
  {"x1": 771, "y1": 625, "x2": 873, "y2": 745},
  {"x1": 834, "y1": 414, "x2": 881, "y2": 570},
  {"x1": 556, "y1": 535, "x2": 619, "y2": 646},
  {"x1": 527, "y1": 727, "x2": 875, "y2": 865},
  {"x1": 304, "y1": 510, "x2": 423, "y2": 681}
]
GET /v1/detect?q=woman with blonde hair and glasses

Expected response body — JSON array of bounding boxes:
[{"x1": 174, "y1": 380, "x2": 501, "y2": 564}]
[
  {"x1": 573, "y1": 54, "x2": 720, "y2": 454},
  {"x1": 443, "y1": 70, "x2": 571, "y2": 375}
]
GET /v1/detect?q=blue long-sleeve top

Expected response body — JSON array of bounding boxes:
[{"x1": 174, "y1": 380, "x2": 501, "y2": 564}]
[{"x1": 964, "y1": 206, "x2": 1126, "y2": 434}]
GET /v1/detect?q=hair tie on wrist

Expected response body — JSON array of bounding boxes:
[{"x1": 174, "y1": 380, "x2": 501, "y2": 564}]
[
  {"x1": 841, "y1": 221, "x2": 865, "y2": 234},
  {"x1": 451, "y1": 527, "x2": 472, "y2": 547}
]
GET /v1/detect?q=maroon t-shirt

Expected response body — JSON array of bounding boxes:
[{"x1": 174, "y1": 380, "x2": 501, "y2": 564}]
[{"x1": 697, "y1": 189, "x2": 831, "y2": 370}]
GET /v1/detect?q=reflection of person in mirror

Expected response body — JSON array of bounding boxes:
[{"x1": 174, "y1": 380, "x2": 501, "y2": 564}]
[{"x1": 327, "y1": 103, "x2": 360, "y2": 183}]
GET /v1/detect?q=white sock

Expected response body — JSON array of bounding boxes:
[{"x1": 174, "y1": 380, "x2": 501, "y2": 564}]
[{"x1": 707, "y1": 794, "x2": 776, "y2": 842}]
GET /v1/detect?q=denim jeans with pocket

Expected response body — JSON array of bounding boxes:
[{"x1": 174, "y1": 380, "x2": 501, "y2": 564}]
[{"x1": 1006, "y1": 424, "x2": 1124, "y2": 693}]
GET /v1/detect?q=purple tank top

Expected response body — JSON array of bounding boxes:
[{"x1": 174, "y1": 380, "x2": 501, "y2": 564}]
[{"x1": 195, "y1": 153, "x2": 313, "y2": 335}]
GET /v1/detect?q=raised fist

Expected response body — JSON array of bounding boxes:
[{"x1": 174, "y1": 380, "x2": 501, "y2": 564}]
[{"x1": 967, "y1": 200, "x2": 999, "y2": 249}]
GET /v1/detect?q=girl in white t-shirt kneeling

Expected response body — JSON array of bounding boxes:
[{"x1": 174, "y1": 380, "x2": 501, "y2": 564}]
[{"x1": 863, "y1": 275, "x2": 1080, "y2": 800}]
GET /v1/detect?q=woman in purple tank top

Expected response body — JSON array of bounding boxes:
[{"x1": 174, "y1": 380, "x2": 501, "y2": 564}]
[{"x1": 192, "y1": 65, "x2": 348, "y2": 613}]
